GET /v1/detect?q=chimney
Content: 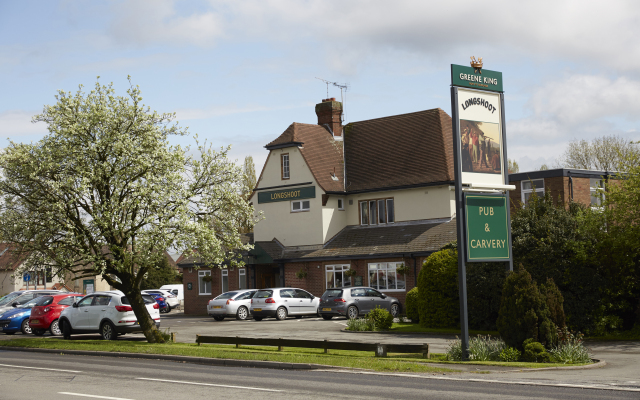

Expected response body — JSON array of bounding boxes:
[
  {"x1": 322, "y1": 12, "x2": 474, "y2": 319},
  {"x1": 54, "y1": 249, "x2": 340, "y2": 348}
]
[{"x1": 315, "y1": 98, "x2": 343, "y2": 137}]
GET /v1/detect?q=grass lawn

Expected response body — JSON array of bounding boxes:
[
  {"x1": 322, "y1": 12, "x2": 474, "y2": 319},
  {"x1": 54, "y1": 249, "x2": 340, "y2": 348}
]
[
  {"x1": 389, "y1": 322, "x2": 498, "y2": 337},
  {"x1": 0, "y1": 338, "x2": 591, "y2": 370}
]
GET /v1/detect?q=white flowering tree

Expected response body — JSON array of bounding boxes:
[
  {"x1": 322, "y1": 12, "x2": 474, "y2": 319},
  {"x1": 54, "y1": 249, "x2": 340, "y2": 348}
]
[{"x1": 0, "y1": 78, "x2": 254, "y2": 343}]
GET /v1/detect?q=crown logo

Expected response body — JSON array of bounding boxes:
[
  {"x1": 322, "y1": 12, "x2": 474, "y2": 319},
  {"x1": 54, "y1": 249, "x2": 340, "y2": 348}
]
[{"x1": 470, "y1": 56, "x2": 483, "y2": 74}]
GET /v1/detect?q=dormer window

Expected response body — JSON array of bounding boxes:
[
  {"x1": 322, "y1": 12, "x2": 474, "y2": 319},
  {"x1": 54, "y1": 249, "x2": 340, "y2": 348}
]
[{"x1": 281, "y1": 154, "x2": 290, "y2": 179}]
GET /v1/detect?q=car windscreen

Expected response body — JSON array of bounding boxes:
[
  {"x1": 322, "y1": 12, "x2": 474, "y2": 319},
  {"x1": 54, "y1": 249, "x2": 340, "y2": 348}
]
[
  {"x1": 121, "y1": 295, "x2": 156, "y2": 305},
  {"x1": 19, "y1": 297, "x2": 43, "y2": 308},
  {"x1": 35, "y1": 296, "x2": 54, "y2": 306},
  {"x1": 215, "y1": 292, "x2": 238, "y2": 300},
  {"x1": 323, "y1": 289, "x2": 343, "y2": 298},
  {"x1": 0, "y1": 292, "x2": 21, "y2": 306},
  {"x1": 254, "y1": 290, "x2": 273, "y2": 298}
]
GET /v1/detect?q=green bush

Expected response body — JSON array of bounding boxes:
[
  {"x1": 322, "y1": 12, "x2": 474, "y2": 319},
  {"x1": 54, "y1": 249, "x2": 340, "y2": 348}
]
[
  {"x1": 445, "y1": 335, "x2": 506, "y2": 361},
  {"x1": 466, "y1": 262, "x2": 508, "y2": 331},
  {"x1": 418, "y1": 249, "x2": 459, "y2": 328},
  {"x1": 405, "y1": 287, "x2": 420, "y2": 322},
  {"x1": 540, "y1": 278, "x2": 566, "y2": 330},
  {"x1": 367, "y1": 306, "x2": 393, "y2": 330},
  {"x1": 346, "y1": 318, "x2": 375, "y2": 331},
  {"x1": 522, "y1": 339, "x2": 551, "y2": 363},
  {"x1": 497, "y1": 265, "x2": 557, "y2": 350},
  {"x1": 549, "y1": 327, "x2": 592, "y2": 364},
  {"x1": 499, "y1": 347, "x2": 521, "y2": 362}
]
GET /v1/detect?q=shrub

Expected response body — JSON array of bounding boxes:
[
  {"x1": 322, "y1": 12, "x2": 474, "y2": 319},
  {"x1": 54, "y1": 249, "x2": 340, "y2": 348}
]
[
  {"x1": 497, "y1": 265, "x2": 557, "y2": 350},
  {"x1": 540, "y1": 278, "x2": 566, "y2": 330},
  {"x1": 549, "y1": 327, "x2": 592, "y2": 364},
  {"x1": 466, "y1": 262, "x2": 508, "y2": 331},
  {"x1": 445, "y1": 338, "x2": 463, "y2": 361},
  {"x1": 346, "y1": 318, "x2": 375, "y2": 331},
  {"x1": 499, "y1": 347, "x2": 521, "y2": 362},
  {"x1": 418, "y1": 249, "x2": 459, "y2": 328},
  {"x1": 367, "y1": 306, "x2": 393, "y2": 330},
  {"x1": 522, "y1": 339, "x2": 551, "y2": 363},
  {"x1": 405, "y1": 287, "x2": 420, "y2": 323},
  {"x1": 445, "y1": 335, "x2": 506, "y2": 361}
]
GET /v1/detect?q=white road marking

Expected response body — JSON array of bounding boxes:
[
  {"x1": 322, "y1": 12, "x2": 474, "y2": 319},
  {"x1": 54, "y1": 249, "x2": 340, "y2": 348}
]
[
  {"x1": 58, "y1": 393, "x2": 133, "y2": 400},
  {"x1": 333, "y1": 321, "x2": 348, "y2": 326},
  {"x1": 0, "y1": 363, "x2": 81, "y2": 373},
  {"x1": 136, "y1": 377, "x2": 283, "y2": 392}
]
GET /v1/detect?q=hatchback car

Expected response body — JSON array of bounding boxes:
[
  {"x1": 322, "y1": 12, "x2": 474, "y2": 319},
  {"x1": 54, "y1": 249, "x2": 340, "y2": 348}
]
[
  {"x1": 142, "y1": 289, "x2": 180, "y2": 309},
  {"x1": 0, "y1": 297, "x2": 44, "y2": 334},
  {"x1": 59, "y1": 291, "x2": 160, "y2": 340},
  {"x1": 207, "y1": 289, "x2": 256, "y2": 321},
  {"x1": 147, "y1": 293, "x2": 170, "y2": 313},
  {"x1": 30, "y1": 294, "x2": 84, "y2": 336},
  {"x1": 250, "y1": 288, "x2": 320, "y2": 321},
  {"x1": 318, "y1": 286, "x2": 401, "y2": 320}
]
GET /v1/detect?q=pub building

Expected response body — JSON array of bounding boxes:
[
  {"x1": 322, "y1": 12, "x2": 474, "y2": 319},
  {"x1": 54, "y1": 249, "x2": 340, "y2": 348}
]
[{"x1": 180, "y1": 98, "x2": 460, "y2": 314}]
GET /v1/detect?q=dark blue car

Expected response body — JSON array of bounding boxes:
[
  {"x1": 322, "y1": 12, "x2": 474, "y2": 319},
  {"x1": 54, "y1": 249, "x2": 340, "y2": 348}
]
[
  {"x1": 148, "y1": 293, "x2": 170, "y2": 314},
  {"x1": 0, "y1": 297, "x2": 43, "y2": 334}
]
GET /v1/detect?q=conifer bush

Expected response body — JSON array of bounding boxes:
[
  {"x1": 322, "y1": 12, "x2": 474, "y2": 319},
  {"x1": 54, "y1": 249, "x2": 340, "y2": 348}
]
[
  {"x1": 417, "y1": 249, "x2": 459, "y2": 328},
  {"x1": 405, "y1": 287, "x2": 420, "y2": 322}
]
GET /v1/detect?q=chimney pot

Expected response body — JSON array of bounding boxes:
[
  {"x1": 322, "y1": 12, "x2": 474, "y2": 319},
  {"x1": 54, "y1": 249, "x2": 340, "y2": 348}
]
[{"x1": 315, "y1": 98, "x2": 343, "y2": 137}]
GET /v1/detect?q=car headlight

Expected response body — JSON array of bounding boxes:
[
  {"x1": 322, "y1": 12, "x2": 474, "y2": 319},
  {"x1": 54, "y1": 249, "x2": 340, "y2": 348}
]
[{"x1": 9, "y1": 312, "x2": 26, "y2": 319}]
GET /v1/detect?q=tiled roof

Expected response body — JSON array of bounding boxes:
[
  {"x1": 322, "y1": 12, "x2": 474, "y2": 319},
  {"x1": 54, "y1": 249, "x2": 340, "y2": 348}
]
[
  {"x1": 0, "y1": 243, "x2": 28, "y2": 271},
  {"x1": 264, "y1": 123, "x2": 344, "y2": 192},
  {"x1": 254, "y1": 219, "x2": 456, "y2": 262},
  {"x1": 343, "y1": 109, "x2": 454, "y2": 192}
]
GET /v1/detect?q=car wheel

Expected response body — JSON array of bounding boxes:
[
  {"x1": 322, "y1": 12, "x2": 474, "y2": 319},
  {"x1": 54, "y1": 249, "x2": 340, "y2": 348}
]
[
  {"x1": 253, "y1": 317, "x2": 263, "y2": 321},
  {"x1": 347, "y1": 305, "x2": 359, "y2": 320},
  {"x1": 236, "y1": 306, "x2": 249, "y2": 320},
  {"x1": 165, "y1": 306, "x2": 171, "y2": 314},
  {"x1": 275, "y1": 307, "x2": 288, "y2": 321},
  {"x1": 390, "y1": 303, "x2": 400, "y2": 318},
  {"x1": 20, "y1": 319, "x2": 32, "y2": 335},
  {"x1": 32, "y1": 329, "x2": 46, "y2": 336},
  {"x1": 322, "y1": 315, "x2": 333, "y2": 320},
  {"x1": 100, "y1": 321, "x2": 117, "y2": 340},
  {"x1": 50, "y1": 319, "x2": 62, "y2": 336},
  {"x1": 61, "y1": 320, "x2": 72, "y2": 340}
]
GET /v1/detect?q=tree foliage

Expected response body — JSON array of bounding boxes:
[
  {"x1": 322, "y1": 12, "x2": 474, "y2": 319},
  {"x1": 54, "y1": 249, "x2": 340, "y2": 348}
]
[
  {"x1": 140, "y1": 255, "x2": 178, "y2": 291},
  {"x1": 556, "y1": 135, "x2": 639, "y2": 171},
  {"x1": 417, "y1": 249, "x2": 459, "y2": 328},
  {"x1": 508, "y1": 159, "x2": 519, "y2": 173},
  {"x1": 0, "y1": 78, "x2": 254, "y2": 342}
]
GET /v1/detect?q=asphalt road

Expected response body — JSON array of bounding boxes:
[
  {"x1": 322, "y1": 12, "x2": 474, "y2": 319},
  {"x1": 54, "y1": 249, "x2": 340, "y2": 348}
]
[{"x1": 0, "y1": 349, "x2": 636, "y2": 400}]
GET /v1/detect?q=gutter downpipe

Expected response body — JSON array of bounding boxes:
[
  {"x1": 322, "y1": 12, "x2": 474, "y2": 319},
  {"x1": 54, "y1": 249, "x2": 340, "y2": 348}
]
[{"x1": 413, "y1": 255, "x2": 418, "y2": 289}]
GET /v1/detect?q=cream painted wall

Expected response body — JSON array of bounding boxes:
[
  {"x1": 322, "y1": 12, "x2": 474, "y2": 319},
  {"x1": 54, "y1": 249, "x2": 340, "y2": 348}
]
[
  {"x1": 253, "y1": 147, "x2": 325, "y2": 246},
  {"x1": 0, "y1": 270, "x2": 20, "y2": 296},
  {"x1": 344, "y1": 185, "x2": 455, "y2": 226},
  {"x1": 322, "y1": 196, "x2": 348, "y2": 243}
]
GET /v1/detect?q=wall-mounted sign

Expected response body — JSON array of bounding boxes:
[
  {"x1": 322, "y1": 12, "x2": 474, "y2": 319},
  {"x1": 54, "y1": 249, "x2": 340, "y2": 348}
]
[
  {"x1": 465, "y1": 194, "x2": 510, "y2": 262},
  {"x1": 257, "y1": 186, "x2": 315, "y2": 204},
  {"x1": 452, "y1": 64, "x2": 503, "y2": 92}
]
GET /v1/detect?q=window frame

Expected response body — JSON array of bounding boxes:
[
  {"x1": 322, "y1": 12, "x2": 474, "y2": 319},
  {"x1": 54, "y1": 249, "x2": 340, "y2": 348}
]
[
  {"x1": 359, "y1": 197, "x2": 395, "y2": 225},
  {"x1": 281, "y1": 153, "x2": 290, "y2": 180},
  {"x1": 221, "y1": 269, "x2": 229, "y2": 293},
  {"x1": 337, "y1": 198, "x2": 344, "y2": 211},
  {"x1": 590, "y1": 178, "x2": 605, "y2": 208},
  {"x1": 521, "y1": 179, "x2": 545, "y2": 206},
  {"x1": 198, "y1": 270, "x2": 211, "y2": 296},
  {"x1": 291, "y1": 199, "x2": 310, "y2": 213},
  {"x1": 325, "y1": 264, "x2": 352, "y2": 289},
  {"x1": 367, "y1": 262, "x2": 406, "y2": 292},
  {"x1": 238, "y1": 268, "x2": 247, "y2": 290}
]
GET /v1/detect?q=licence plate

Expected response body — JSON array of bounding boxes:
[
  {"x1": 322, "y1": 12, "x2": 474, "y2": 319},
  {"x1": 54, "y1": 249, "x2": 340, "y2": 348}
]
[
  {"x1": 212, "y1": 306, "x2": 222, "y2": 309},
  {"x1": 254, "y1": 308, "x2": 262, "y2": 312},
  {"x1": 31, "y1": 320, "x2": 39, "y2": 324},
  {"x1": 322, "y1": 308, "x2": 332, "y2": 311}
]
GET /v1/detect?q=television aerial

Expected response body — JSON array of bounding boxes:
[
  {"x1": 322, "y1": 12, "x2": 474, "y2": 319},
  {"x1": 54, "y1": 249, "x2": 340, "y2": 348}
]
[{"x1": 316, "y1": 77, "x2": 350, "y2": 123}]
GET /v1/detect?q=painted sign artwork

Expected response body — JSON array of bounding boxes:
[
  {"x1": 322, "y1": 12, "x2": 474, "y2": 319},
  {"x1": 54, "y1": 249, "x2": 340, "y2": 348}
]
[{"x1": 460, "y1": 119, "x2": 501, "y2": 175}]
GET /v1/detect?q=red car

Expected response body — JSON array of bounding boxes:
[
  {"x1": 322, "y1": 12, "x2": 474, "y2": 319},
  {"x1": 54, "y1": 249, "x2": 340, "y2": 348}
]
[{"x1": 30, "y1": 294, "x2": 84, "y2": 336}]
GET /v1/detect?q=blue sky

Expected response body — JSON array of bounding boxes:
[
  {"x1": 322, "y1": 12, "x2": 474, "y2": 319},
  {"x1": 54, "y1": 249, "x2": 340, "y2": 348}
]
[{"x1": 1, "y1": 0, "x2": 639, "y2": 172}]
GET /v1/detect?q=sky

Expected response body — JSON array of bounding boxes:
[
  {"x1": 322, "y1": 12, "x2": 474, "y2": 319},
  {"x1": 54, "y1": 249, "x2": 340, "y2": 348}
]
[{"x1": 1, "y1": 0, "x2": 639, "y2": 173}]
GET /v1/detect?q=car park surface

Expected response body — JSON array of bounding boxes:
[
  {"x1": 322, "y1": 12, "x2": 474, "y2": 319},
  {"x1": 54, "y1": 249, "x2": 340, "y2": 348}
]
[
  {"x1": 319, "y1": 286, "x2": 401, "y2": 320},
  {"x1": 29, "y1": 293, "x2": 84, "y2": 336},
  {"x1": 207, "y1": 289, "x2": 256, "y2": 321},
  {"x1": 250, "y1": 288, "x2": 320, "y2": 321}
]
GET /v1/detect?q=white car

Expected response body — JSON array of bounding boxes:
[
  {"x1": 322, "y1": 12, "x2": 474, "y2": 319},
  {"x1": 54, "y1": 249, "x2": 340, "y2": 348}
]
[
  {"x1": 142, "y1": 289, "x2": 180, "y2": 309},
  {"x1": 250, "y1": 288, "x2": 320, "y2": 321},
  {"x1": 207, "y1": 290, "x2": 257, "y2": 321},
  {"x1": 59, "y1": 291, "x2": 160, "y2": 340}
]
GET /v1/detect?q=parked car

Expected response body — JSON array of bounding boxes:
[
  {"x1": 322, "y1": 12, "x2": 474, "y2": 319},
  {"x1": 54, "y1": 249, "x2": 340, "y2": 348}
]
[
  {"x1": 0, "y1": 290, "x2": 61, "y2": 314},
  {"x1": 59, "y1": 291, "x2": 160, "y2": 340},
  {"x1": 250, "y1": 288, "x2": 320, "y2": 321},
  {"x1": 207, "y1": 289, "x2": 257, "y2": 321},
  {"x1": 142, "y1": 289, "x2": 179, "y2": 309},
  {"x1": 160, "y1": 284, "x2": 183, "y2": 302},
  {"x1": 0, "y1": 297, "x2": 45, "y2": 334},
  {"x1": 318, "y1": 286, "x2": 401, "y2": 320},
  {"x1": 147, "y1": 293, "x2": 170, "y2": 313},
  {"x1": 29, "y1": 293, "x2": 84, "y2": 336}
]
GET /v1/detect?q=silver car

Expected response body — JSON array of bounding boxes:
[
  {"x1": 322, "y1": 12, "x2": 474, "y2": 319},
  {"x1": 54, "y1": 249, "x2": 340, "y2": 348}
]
[
  {"x1": 318, "y1": 286, "x2": 401, "y2": 320},
  {"x1": 0, "y1": 290, "x2": 61, "y2": 314},
  {"x1": 250, "y1": 288, "x2": 320, "y2": 321},
  {"x1": 207, "y1": 290, "x2": 257, "y2": 321}
]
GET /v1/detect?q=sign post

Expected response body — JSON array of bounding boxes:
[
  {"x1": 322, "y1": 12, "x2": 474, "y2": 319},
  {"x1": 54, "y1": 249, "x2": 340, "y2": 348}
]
[{"x1": 451, "y1": 60, "x2": 513, "y2": 360}]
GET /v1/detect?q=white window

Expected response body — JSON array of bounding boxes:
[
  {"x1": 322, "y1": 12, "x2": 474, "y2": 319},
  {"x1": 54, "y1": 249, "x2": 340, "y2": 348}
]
[
  {"x1": 368, "y1": 262, "x2": 406, "y2": 291},
  {"x1": 239, "y1": 268, "x2": 247, "y2": 290},
  {"x1": 337, "y1": 198, "x2": 344, "y2": 210},
  {"x1": 521, "y1": 179, "x2": 544, "y2": 205},
  {"x1": 360, "y1": 198, "x2": 394, "y2": 225},
  {"x1": 221, "y1": 269, "x2": 229, "y2": 293},
  {"x1": 590, "y1": 178, "x2": 605, "y2": 208},
  {"x1": 325, "y1": 265, "x2": 352, "y2": 289},
  {"x1": 291, "y1": 200, "x2": 310, "y2": 212},
  {"x1": 281, "y1": 154, "x2": 290, "y2": 179},
  {"x1": 198, "y1": 270, "x2": 211, "y2": 295}
]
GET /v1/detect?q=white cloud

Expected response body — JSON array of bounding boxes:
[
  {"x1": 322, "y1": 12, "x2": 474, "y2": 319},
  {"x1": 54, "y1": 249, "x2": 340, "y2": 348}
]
[{"x1": 0, "y1": 110, "x2": 48, "y2": 138}]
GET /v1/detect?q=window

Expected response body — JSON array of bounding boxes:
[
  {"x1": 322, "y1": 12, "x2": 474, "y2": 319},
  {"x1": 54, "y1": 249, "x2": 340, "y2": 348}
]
[
  {"x1": 239, "y1": 268, "x2": 247, "y2": 290},
  {"x1": 281, "y1": 154, "x2": 290, "y2": 179},
  {"x1": 521, "y1": 179, "x2": 544, "y2": 205},
  {"x1": 198, "y1": 270, "x2": 211, "y2": 295},
  {"x1": 77, "y1": 296, "x2": 94, "y2": 307},
  {"x1": 295, "y1": 289, "x2": 314, "y2": 299},
  {"x1": 360, "y1": 198, "x2": 395, "y2": 225},
  {"x1": 280, "y1": 288, "x2": 295, "y2": 298},
  {"x1": 221, "y1": 269, "x2": 229, "y2": 293},
  {"x1": 291, "y1": 200, "x2": 310, "y2": 212},
  {"x1": 337, "y1": 198, "x2": 344, "y2": 210},
  {"x1": 590, "y1": 179, "x2": 605, "y2": 207},
  {"x1": 368, "y1": 262, "x2": 406, "y2": 291},
  {"x1": 325, "y1": 264, "x2": 352, "y2": 289},
  {"x1": 58, "y1": 296, "x2": 78, "y2": 306}
]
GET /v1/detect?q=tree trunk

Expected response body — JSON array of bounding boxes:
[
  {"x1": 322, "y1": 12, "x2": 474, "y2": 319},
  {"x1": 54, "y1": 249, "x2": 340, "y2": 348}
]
[{"x1": 124, "y1": 288, "x2": 166, "y2": 343}]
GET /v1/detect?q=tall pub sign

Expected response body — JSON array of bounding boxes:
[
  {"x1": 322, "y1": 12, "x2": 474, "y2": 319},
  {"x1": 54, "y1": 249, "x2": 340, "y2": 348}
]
[{"x1": 450, "y1": 58, "x2": 514, "y2": 360}]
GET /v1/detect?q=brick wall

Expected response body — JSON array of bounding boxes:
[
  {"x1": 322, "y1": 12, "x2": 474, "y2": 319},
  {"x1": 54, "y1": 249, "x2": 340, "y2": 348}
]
[{"x1": 183, "y1": 266, "x2": 251, "y2": 315}]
